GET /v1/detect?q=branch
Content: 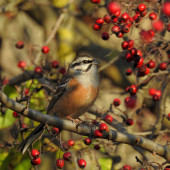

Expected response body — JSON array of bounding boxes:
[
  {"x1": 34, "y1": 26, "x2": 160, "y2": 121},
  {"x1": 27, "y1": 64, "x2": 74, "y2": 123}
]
[{"x1": 0, "y1": 90, "x2": 170, "y2": 161}]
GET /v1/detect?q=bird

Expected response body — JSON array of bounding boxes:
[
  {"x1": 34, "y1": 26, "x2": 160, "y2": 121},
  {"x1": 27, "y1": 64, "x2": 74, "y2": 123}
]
[{"x1": 18, "y1": 52, "x2": 99, "y2": 154}]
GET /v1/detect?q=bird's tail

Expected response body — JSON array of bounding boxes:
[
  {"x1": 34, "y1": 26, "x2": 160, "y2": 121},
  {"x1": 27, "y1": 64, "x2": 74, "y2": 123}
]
[{"x1": 17, "y1": 123, "x2": 45, "y2": 154}]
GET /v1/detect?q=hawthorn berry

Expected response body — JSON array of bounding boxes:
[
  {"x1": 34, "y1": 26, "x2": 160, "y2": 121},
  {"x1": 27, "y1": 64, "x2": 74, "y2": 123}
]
[
  {"x1": 112, "y1": 16, "x2": 118, "y2": 23},
  {"x1": 13, "y1": 111, "x2": 19, "y2": 118},
  {"x1": 125, "y1": 52, "x2": 133, "y2": 62},
  {"x1": 67, "y1": 139, "x2": 75, "y2": 146},
  {"x1": 129, "y1": 85, "x2": 137, "y2": 95},
  {"x1": 98, "y1": 123, "x2": 108, "y2": 132},
  {"x1": 116, "y1": 31, "x2": 123, "y2": 38},
  {"x1": 103, "y1": 14, "x2": 111, "y2": 23},
  {"x1": 59, "y1": 67, "x2": 66, "y2": 74},
  {"x1": 92, "y1": 23, "x2": 101, "y2": 31},
  {"x1": 101, "y1": 32, "x2": 110, "y2": 40},
  {"x1": 18, "y1": 61, "x2": 26, "y2": 68},
  {"x1": 31, "y1": 149, "x2": 40, "y2": 158},
  {"x1": 31, "y1": 157, "x2": 41, "y2": 165},
  {"x1": 51, "y1": 60, "x2": 59, "y2": 68},
  {"x1": 63, "y1": 152, "x2": 71, "y2": 161},
  {"x1": 126, "y1": 118, "x2": 134, "y2": 126},
  {"x1": 21, "y1": 123, "x2": 27, "y2": 129},
  {"x1": 56, "y1": 159, "x2": 64, "y2": 169},
  {"x1": 167, "y1": 113, "x2": 170, "y2": 121},
  {"x1": 125, "y1": 96, "x2": 136, "y2": 108},
  {"x1": 78, "y1": 159, "x2": 86, "y2": 169},
  {"x1": 123, "y1": 165, "x2": 132, "y2": 170},
  {"x1": 121, "y1": 41, "x2": 129, "y2": 49},
  {"x1": 138, "y1": 65, "x2": 150, "y2": 77},
  {"x1": 94, "y1": 129, "x2": 102, "y2": 137},
  {"x1": 134, "y1": 57, "x2": 144, "y2": 68},
  {"x1": 90, "y1": 0, "x2": 100, "y2": 4},
  {"x1": 159, "y1": 62, "x2": 167, "y2": 71},
  {"x1": 107, "y1": 2, "x2": 121, "y2": 16},
  {"x1": 137, "y1": 4, "x2": 146, "y2": 13},
  {"x1": 130, "y1": 48, "x2": 137, "y2": 56},
  {"x1": 34, "y1": 67, "x2": 42, "y2": 75},
  {"x1": 42, "y1": 46, "x2": 49, "y2": 54},
  {"x1": 121, "y1": 13, "x2": 129, "y2": 22},
  {"x1": 149, "y1": 12, "x2": 157, "y2": 20},
  {"x1": 149, "y1": 88, "x2": 156, "y2": 96},
  {"x1": 111, "y1": 25, "x2": 120, "y2": 34},
  {"x1": 24, "y1": 88, "x2": 29, "y2": 95},
  {"x1": 15, "y1": 41, "x2": 24, "y2": 49},
  {"x1": 126, "y1": 69, "x2": 132, "y2": 76},
  {"x1": 127, "y1": 40, "x2": 134, "y2": 48},
  {"x1": 104, "y1": 114, "x2": 113, "y2": 124},
  {"x1": 95, "y1": 18, "x2": 104, "y2": 25},
  {"x1": 52, "y1": 127, "x2": 60, "y2": 135},
  {"x1": 122, "y1": 25, "x2": 130, "y2": 33},
  {"x1": 167, "y1": 24, "x2": 170, "y2": 32},
  {"x1": 94, "y1": 144, "x2": 100, "y2": 150},
  {"x1": 147, "y1": 60, "x2": 156, "y2": 68},
  {"x1": 113, "y1": 98, "x2": 121, "y2": 106},
  {"x1": 163, "y1": 2, "x2": 170, "y2": 17},
  {"x1": 153, "y1": 90, "x2": 161, "y2": 101},
  {"x1": 83, "y1": 138, "x2": 92, "y2": 145},
  {"x1": 140, "y1": 30, "x2": 155, "y2": 43},
  {"x1": 152, "y1": 20, "x2": 164, "y2": 32}
]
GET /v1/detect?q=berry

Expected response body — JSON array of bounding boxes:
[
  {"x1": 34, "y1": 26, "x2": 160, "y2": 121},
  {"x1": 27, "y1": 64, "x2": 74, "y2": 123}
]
[
  {"x1": 153, "y1": 90, "x2": 161, "y2": 101},
  {"x1": 51, "y1": 61, "x2": 59, "y2": 68},
  {"x1": 52, "y1": 127, "x2": 60, "y2": 135},
  {"x1": 101, "y1": 32, "x2": 110, "y2": 40},
  {"x1": 78, "y1": 159, "x2": 86, "y2": 169},
  {"x1": 121, "y1": 41, "x2": 129, "y2": 49},
  {"x1": 167, "y1": 24, "x2": 170, "y2": 32},
  {"x1": 94, "y1": 144, "x2": 100, "y2": 150},
  {"x1": 83, "y1": 138, "x2": 92, "y2": 145},
  {"x1": 68, "y1": 139, "x2": 75, "y2": 146},
  {"x1": 137, "y1": 4, "x2": 146, "y2": 12},
  {"x1": 133, "y1": 14, "x2": 140, "y2": 22},
  {"x1": 134, "y1": 57, "x2": 144, "y2": 68},
  {"x1": 159, "y1": 62, "x2": 167, "y2": 71},
  {"x1": 13, "y1": 111, "x2": 19, "y2": 118},
  {"x1": 167, "y1": 113, "x2": 170, "y2": 121},
  {"x1": 98, "y1": 123, "x2": 108, "y2": 132},
  {"x1": 63, "y1": 152, "x2": 71, "y2": 161},
  {"x1": 17, "y1": 61, "x2": 26, "y2": 68},
  {"x1": 125, "y1": 52, "x2": 133, "y2": 62},
  {"x1": 140, "y1": 30, "x2": 155, "y2": 43},
  {"x1": 24, "y1": 88, "x2": 29, "y2": 95},
  {"x1": 42, "y1": 46, "x2": 49, "y2": 54},
  {"x1": 129, "y1": 85, "x2": 137, "y2": 95},
  {"x1": 163, "y1": 2, "x2": 170, "y2": 17},
  {"x1": 113, "y1": 98, "x2": 121, "y2": 106},
  {"x1": 92, "y1": 23, "x2": 101, "y2": 31},
  {"x1": 127, "y1": 40, "x2": 134, "y2": 48},
  {"x1": 149, "y1": 12, "x2": 157, "y2": 20},
  {"x1": 121, "y1": 13, "x2": 129, "y2": 22},
  {"x1": 31, "y1": 157, "x2": 41, "y2": 165},
  {"x1": 126, "y1": 69, "x2": 132, "y2": 75},
  {"x1": 31, "y1": 149, "x2": 40, "y2": 158},
  {"x1": 125, "y1": 96, "x2": 136, "y2": 108},
  {"x1": 95, "y1": 18, "x2": 104, "y2": 25},
  {"x1": 122, "y1": 25, "x2": 130, "y2": 33},
  {"x1": 136, "y1": 50, "x2": 142, "y2": 57},
  {"x1": 103, "y1": 14, "x2": 111, "y2": 23},
  {"x1": 126, "y1": 118, "x2": 134, "y2": 126},
  {"x1": 59, "y1": 67, "x2": 66, "y2": 74},
  {"x1": 21, "y1": 123, "x2": 27, "y2": 129},
  {"x1": 147, "y1": 60, "x2": 156, "y2": 68},
  {"x1": 116, "y1": 31, "x2": 123, "y2": 38},
  {"x1": 15, "y1": 41, "x2": 24, "y2": 49},
  {"x1": 149, "y1": 88, "x2": 156, "y2": 96},
  {"x1": 94, "y1": 129, "x2": 102, "y2": 137},
  {"x1": 56, "y1": 159, "x2": 64, "y2": 169},
  {"x1": 34, "y1": 67, "x2": 42, "y2": 75},
  {"x1": 104, "y1": 114, "x2": 113, "y2": 124},
  {"x1": 123, "y1": 165, "x2": 132, "y2": 170},
  {"x1": 111, "y1": 25, "x2": 120, "y2": 34},
  {"x1": 107, "y1": 2, "x2": 121, "y2": 16},
  {"x1": 138, "y1": 65, "x2": 150, "y2": 76},
  {"x1": 112, "y1": 16, "x2": 118, "y2": 23},
  {"x1": 130, "y1": 48, "x2": 137, "y2": 56},
  {"x1": 152, "y1": 20, "x2": 164, "y2": 32},
  {"x1": 90, "y1": 0, "x2": 100, "y2": 4}
]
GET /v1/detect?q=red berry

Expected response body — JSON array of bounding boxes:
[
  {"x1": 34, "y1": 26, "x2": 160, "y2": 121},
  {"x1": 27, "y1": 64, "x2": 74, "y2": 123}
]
[
  {"x1": 94, "y1": 129, "x2": 102, "y2": 137},
  {"x1": 140, "y1": 11, "x2": 147, "y2": 17},
  {"x1": 127, "y1": 40, "x2": 134, "y2": 48},
  {"x1": 90, "y1": 0, "x2": 100, "y2": 4},
  {"x1": 121, "y1": 41, "x2": 129, "y2": 49},
  {"x1": 126, "y1": 118, "x2": 134, "y2": 126},
  {"x1": 83, "y1": 138, "x2": 92, "y2": 145},
  {"x1": 68, "y1": 139, "x2": 75, "y2": 146},
  {"x1": 94, "y1": 144, "x2": 100, "y2": 150},
  {"x1": 130, "y1": 48, "x2": 137, "y2": 56},
  {"x1": 95, "y1": 18, "x2": 104, "y2": 25},
  {"x1": 126, "y1": 69, "x2": 132, "y2": 75},
  {"x1": 137, "y1": 4, "x2": 146, "y2": 12},
  {"x1": 167, "y1": 113, "x2": 170, "y2": 121},
  {"x1": 153, "y1": 90, "x2": 161, "y2": 101},
  {"x1": 116, "y1": 31, "x2": 123, "y2": 38},
  {"x1": 125, "y1": 52, "x2": 133, "y2": 62},
  {"x1": 63, "y1": 152, "x2": 71, "y2": 161},
  {"x1": 129, "y1": 85, "x2": 137, "y2": 95},
  {"x1": 123, "y1": 165, "x2": 132, "y2": 170},
  {"x1": 121, "y1": 13, "x2": 129, "y2": 22},
  {"x1": 163, "y1": 2, "x2": 170, "y2": 17},
  {"x1": 136, "y1": 50, "x2": 142, "y2": 57},
  {"x1": 78, "y1": 159, "x2": 86, "y2": 169},
  {"x1": 133, "y1": 14, "x2": 140, "y2": 22},
  {"x1": 140, "y1": 30, "x2": 155, "y2": 43},
  {"x1": 56, "y1": 159, "x2": 64, "y2": 169},
  {"x1": 24, "y1": 88, "x2": 29, "y2": 95},
  {"x1": 135, "y1": 57, "x2": 144, "y2": 68},
  {"x1": 164, "y1": 165, "x2": 170, "y2": 170},
  {"x1": 59, "y1": 67, "x2": 66, "y2": 74},
  {"x1": 52, "y1": 127, "x2": 60, "y2": 135},
  {"x1": 125, "y1": 96, "x2": 137, "y2": 108},
  {"x1": 31, "y1": 157, "x2": 41, "y2": 165},
  {"x1": 15, "y1": 41, "x2": 24, "y2": 49},
  {"x1": 113, "y1": 98, "x2": 121, "y2": 106},
  {"x1": 42, "y1": 46, "x2": 49, "y2": 54},
  {"x1": 112, "y1": 16, "x2": 118, "y2": 23},
  {"x1": 122, "y1": 25, "x2": 130, "y2": 33},
  {"x1": 107, "y1": 2, "x2": 121, "y2": 16},
  {"x1": 111, "y1": 25, "x2": 120, "y2": 34},
  {"x1": 159, "y1": 62, "x2": 167, "y2": 71},
  {"x1": 149, "y1": 12, "x2": 157, "y2": 20},
  {"x1": 34, "y1": 67, "x2": 42, "y2": 74},
  {"x1": 51, "y1": 60, "x2": 59, "y2": 68},
  {"x1": 13, "y1": 111, "x2": 19, "y2": 118},
  {"x1": 21, "y1": 123, "x2": 27, "y2": 129},
  {"x1": 104, "y1": 114, "x2": 113, "y2": 124},
  {"x1": 152, "y1": 20, "x2": 164, "y2": 32},
  {"x1": 92, "y1": 23, "x2": 101, "y2": 31},
  {"x1": 147, "y1": 60, "x2": 156, "y2": 68},
  {"x1": 101, "y1": 32, "x2": 110, "y2": 40},
  {"x1": 98, "y1": 123, "x2": 108, "y2": 132},
  {"x1": 149, "y1": 88, "x2": 156, "y2": 96},
  {"x1": 167, "y1": 24, "x2": 170, "y2": 32},
  {"x1": 31, "y1": 149, "x2": 40, "y2": 158},
  {"x1": 138, "y1": 65, "x2": 150, "y2": 77},
  {"x1": 18, "y1": 61, "x2": 26, "y2": 68},
  {"x1": 103, "y1": 14, "x2": 111, "y2": 23}
]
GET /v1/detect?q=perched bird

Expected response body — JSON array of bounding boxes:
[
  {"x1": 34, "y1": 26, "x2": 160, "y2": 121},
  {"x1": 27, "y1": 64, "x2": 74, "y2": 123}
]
[{"x1": 18, "y1": 53, "x2": 99, "y2": 154}]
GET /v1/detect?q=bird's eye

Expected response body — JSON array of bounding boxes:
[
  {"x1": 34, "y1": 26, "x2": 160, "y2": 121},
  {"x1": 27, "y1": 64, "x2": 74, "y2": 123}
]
[{"x1": 83, "y1": 60, "x2": 92, "y2": 64}]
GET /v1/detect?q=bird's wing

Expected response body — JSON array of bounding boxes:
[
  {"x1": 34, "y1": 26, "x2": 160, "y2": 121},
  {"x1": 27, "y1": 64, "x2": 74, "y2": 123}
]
[{"x1": 47, "y1": 74, "x2": 71, "y2": 113}]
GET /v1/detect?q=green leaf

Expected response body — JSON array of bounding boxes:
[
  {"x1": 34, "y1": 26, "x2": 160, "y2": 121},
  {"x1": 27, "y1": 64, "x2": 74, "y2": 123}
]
[
  {"x1": 3, "y1": 85, "x2": 17, "y2": 98},
  {"x1": 14, "y1": 157, "x2": 31, "y2": 170},
  {"x1": 98, "y1": 157, "x2": 112, "y2": 170}
]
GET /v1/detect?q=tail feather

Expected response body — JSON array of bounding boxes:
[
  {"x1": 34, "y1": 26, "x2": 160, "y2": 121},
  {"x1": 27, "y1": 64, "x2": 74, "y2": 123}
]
[{"x1": 18, "y1": 123, "x2": 45, "y2": 154}]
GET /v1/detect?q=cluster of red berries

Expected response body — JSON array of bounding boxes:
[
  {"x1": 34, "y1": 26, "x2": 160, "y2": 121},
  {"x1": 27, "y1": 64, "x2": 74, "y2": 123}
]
[
  {"x1": 94, "y1": 123, "x2": 109, "y2": 138},
  {"x1": 31, "y1": 149, "x2": 41, "y2": 165},
  {"x1": 149, "y1": 88, "x2": 161, "y2": 101}
]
